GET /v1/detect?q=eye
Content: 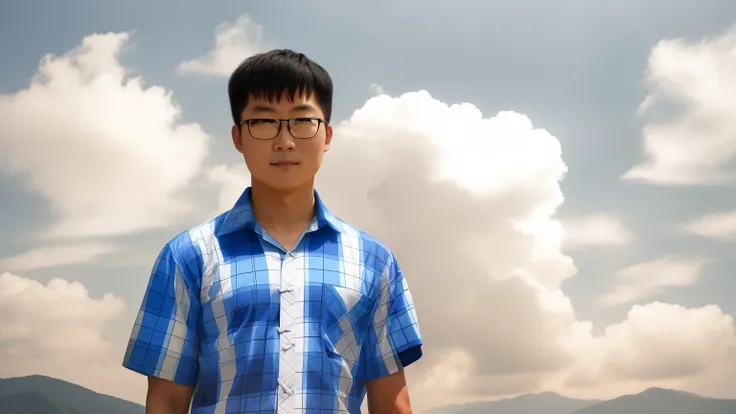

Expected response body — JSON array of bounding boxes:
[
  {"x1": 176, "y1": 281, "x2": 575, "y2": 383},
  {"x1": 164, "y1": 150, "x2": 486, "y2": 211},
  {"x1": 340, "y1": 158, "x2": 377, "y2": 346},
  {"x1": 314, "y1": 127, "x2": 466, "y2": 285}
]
[{"x1": 293, "y1": 118, "x2": 317, "y2": 124}]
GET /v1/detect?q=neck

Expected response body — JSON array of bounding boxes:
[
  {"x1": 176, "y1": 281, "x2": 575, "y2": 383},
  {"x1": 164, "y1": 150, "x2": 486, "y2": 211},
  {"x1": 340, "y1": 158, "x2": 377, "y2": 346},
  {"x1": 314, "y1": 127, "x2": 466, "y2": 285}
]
[{"x1": 250, "y1": 179, "x2": 316, "y2": 232}]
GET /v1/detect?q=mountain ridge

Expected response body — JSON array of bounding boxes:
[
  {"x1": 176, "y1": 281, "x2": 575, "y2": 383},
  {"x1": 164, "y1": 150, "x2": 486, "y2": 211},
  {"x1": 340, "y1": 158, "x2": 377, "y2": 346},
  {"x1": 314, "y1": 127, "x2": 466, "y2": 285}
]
[
  {"x1": 0, "y1": 390, "x2": 85, "y2": 414},
  {"x1": 424, "y1": 386, "x2": 736, "y2": 414},
  {"x1": 0, "y1": 375, "x2": 144, "y2": 414},
  {"x1": 569, "y1": 386, "x2": 736, "y2": 414},
  {"x1": 424, "y1": 390, "x2": 599, "y2": 414},
  {"x1": 2, "y1": 374, "x2": 735, "y2": 414}
]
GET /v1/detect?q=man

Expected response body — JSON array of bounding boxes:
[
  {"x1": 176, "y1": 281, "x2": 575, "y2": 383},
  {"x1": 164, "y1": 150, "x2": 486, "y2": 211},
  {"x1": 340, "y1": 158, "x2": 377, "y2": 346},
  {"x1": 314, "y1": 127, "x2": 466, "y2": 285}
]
[{"x1": 122, "y1": 49, "x2": 424, "y2": 413}]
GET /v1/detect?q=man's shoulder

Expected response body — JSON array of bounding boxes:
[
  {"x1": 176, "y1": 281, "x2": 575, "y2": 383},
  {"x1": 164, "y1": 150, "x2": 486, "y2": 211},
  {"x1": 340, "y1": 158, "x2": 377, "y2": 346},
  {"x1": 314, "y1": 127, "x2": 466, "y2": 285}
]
[
  {"x1": 332, "y1": 216, "x2": 396, "y2": 266},
  {"x1": 161, "y1": 212, "x2": 228, "y2": 265}
]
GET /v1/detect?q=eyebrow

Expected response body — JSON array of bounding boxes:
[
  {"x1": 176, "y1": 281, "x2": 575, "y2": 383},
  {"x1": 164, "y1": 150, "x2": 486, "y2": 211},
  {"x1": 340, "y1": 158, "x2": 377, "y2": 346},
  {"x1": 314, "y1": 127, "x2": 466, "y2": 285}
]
[
  {"x1": 289, "y1": 104, "x2": 316, "y2": 113},
  {"x1": 249, "y1": 104, "x2": 317, "y2": 117},
  {"x1": 251, "y1": 105, "x2": 277, "y2": 113}
]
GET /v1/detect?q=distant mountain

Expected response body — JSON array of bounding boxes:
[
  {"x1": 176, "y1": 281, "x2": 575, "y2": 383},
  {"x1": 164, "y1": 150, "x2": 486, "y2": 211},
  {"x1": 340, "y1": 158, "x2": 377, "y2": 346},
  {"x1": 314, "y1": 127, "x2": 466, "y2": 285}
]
[
  {"x1": 424, "y1": 391, "x2": 599, "y2": 414},
  {"x1": 426, "y1": 387, "x2": 736, "y2": 414},
  {"x1": 0, "y1": 391, "x2": 84, "y2": 414},
  {"x1": 0, "y1": 375, "x2": 143, "y2": 414},
  {"x1": 570, "y1": 387, "x2": 736, "y2": 414},
  {"x1": 3, "y1": 375, "x2": 736, "y2": 414}
]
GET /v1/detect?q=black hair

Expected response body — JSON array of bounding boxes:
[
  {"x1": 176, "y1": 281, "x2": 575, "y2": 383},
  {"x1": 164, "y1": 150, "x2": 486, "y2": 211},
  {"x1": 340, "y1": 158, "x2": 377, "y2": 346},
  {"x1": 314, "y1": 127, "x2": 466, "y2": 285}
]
[{"x1": 227, "y1": 49, "x2": 333, "y2": 125}]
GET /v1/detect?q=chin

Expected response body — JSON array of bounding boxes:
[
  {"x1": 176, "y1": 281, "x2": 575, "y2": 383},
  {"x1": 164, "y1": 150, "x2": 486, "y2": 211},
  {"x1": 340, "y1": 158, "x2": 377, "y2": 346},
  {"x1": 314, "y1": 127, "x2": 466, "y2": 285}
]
[{"x1": 255, "y1": 175, "x2": 314, "y2": 191}]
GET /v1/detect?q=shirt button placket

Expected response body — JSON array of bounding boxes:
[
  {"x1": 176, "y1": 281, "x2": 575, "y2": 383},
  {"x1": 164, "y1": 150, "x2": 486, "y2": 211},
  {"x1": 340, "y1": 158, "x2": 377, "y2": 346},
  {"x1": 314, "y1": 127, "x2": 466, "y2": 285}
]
[{"x1": 277, "y1": 251, "x2": 298, "y2": 409}]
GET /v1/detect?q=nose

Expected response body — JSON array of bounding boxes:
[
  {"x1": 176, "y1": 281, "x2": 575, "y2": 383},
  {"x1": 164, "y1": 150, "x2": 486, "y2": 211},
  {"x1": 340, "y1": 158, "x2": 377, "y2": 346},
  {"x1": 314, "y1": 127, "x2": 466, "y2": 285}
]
[{"x1": 272, "y1": 121, "x2": 296, "y2": 151}]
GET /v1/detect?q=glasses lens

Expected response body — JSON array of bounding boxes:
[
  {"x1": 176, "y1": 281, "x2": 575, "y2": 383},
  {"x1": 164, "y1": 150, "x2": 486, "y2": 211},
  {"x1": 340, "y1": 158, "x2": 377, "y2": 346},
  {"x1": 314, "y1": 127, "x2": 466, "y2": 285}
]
[
  {"x1": 290, "y1": 118, "x2": 319, "y2": 138},
  {"x1": 248, "y1": 120, "x2": 279, "y2": 139}
]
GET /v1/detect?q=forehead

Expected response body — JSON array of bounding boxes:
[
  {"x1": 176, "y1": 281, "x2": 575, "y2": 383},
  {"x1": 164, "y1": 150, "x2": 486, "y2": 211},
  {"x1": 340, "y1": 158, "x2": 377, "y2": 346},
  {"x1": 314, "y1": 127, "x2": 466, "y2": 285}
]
[{"x1": 242, "y1": 91, "x2": 323, "y2": 117}]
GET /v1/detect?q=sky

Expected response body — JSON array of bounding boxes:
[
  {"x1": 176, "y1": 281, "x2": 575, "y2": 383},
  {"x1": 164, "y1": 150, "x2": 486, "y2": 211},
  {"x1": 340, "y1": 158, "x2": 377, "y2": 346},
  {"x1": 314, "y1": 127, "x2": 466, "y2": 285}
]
[{"x1": 1, "y1": 0, "x2": 736, "y2": 411}]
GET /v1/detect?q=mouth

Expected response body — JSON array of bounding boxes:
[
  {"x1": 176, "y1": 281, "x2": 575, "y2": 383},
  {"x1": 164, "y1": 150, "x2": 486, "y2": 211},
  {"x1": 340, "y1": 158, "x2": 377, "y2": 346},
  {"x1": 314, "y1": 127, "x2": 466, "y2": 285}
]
[{"x1": 270, "y1": 161, "x2": 299, "y2": 167}]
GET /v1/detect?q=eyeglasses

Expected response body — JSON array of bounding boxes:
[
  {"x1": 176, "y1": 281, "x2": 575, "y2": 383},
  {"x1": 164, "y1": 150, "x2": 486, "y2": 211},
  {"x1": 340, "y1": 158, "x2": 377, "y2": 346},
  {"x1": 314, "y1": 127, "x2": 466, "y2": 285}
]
[{"x1": 240, "y1": 117, "x2": 325, "y2": 140}]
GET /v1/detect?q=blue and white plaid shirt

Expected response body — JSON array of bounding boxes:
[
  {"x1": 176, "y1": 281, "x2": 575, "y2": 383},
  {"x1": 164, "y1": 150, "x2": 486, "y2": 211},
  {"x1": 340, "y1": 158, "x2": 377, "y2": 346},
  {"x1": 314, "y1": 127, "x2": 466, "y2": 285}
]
[{"x1": 122, "y1": 187, "x2": 423, "y2": 413}]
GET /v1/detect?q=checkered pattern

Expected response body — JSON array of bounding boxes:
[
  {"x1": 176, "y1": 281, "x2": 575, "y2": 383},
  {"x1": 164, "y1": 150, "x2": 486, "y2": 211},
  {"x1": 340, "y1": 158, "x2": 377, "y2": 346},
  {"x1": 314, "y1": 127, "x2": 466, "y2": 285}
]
[{"x1": 122, "y1": 187, "x2": 423, "y2": 413}]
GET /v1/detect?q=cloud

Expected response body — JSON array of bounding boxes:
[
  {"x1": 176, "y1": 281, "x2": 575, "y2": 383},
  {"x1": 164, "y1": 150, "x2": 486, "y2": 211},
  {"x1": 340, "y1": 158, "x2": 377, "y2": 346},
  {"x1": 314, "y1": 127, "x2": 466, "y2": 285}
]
[
  {"x1": 205, "y1": 163, "x2": 251, "y2": 215},
  {"x1": 556, "y1": 302, "x2": 736, "y2": 396},
  {"x1": 683, "y1": 210, "x2": 736, "y2": 241},
  {"x1": 622, "y1": 24, "x2": 736, "y2": 185},
  {"x1": 0, "y1": 32, "x2": 211, "y2": 239},
  {"x1": 177, "y1": 14, "x2": 272, "y2": 77},
  {"x1": 0, "y1": 272, "x2": 145, "y2": 403},
  {"x1": 369, "y1": 83, "x2": 386, "y2": 96},
  {"x1": 0, "y1": 243, "x2": 117, "y2": 272},
  {"x1": 598, "y1": 256, "x2": 707, "y2": 308},
  {"x1": 562, "y1": 214, "x2": 635, "y2": 250}
]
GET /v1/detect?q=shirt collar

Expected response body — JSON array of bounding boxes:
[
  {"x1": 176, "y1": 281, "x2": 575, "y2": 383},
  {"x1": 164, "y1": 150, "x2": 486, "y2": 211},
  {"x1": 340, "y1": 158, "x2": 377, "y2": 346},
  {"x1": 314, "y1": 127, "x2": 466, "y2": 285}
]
[{"x1": 214, "y1": 186, "x2": 343, "y2": 237}]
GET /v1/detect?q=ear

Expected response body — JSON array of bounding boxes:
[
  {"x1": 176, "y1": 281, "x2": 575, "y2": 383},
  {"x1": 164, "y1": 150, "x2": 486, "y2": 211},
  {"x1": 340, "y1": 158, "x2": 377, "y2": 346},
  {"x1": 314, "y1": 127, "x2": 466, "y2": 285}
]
[
  {"x1": 324, "y1": 124, "x2": 333, "y2": 153},
  {"x1": 231, "y1": 124, "x2": 244, "y2": 154}
]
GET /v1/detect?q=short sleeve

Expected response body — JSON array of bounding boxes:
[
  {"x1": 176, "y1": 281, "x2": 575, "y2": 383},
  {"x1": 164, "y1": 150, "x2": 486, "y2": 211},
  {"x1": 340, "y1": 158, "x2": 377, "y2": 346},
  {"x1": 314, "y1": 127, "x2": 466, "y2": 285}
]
[
  {"x1": 122, "y1": 243, "x2": 200, "y2": 387},
  {"x1": 359, "y1": 253, "x2": 423, "y2": 381}
]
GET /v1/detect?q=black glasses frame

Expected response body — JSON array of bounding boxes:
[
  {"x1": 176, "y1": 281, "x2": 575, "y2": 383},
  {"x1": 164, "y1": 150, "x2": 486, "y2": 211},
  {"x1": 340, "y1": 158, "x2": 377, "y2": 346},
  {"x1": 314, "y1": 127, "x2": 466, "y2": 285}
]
[{"x1": 239, "y1": 117, "x2": 326, "y2": 140}]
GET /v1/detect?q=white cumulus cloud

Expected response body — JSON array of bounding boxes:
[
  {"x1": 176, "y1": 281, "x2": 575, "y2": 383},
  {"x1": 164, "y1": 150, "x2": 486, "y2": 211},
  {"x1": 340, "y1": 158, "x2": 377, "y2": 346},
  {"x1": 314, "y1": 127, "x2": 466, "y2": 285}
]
[
  {"x1": 0, "y1": 272, "x2": 145, "y2": 403},
  {"x1": 556, "y1": 302, "x2": 736, "y2": 397},
  {"x1": 683, "y1": 210, "x2": 736, "y2": 241},
  {"x1": 205, "y1": 163, "x2": 251, "y2": 215},
  {"x1": 562, "y1": 214, "x2": 635, "y2": 250},
  {"x1": 177, "y1": 14, "x2": 272, "y2": 77},
  {"x1": 0, "y1": 243, "x2": 118, "y2": 272},
  {"x1": 598, "y1": 256, "x2": 707, "y2": 308},
  {"x1": 623, "y1": 24, "x2": 736, "y2": 185},
  {"x1": 369, "y1": 83, "x2": 386, "y2": 96},
  {"x1": 0, "y1": 32, "x2": 211, "y2": 239}
]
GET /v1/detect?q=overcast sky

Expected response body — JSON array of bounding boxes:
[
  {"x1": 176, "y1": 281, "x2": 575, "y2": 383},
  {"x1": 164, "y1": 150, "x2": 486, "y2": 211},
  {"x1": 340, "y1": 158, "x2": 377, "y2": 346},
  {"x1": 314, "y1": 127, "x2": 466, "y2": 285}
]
[{"x1": 2, "y1": 0, "x2": 736, "y2": 411}]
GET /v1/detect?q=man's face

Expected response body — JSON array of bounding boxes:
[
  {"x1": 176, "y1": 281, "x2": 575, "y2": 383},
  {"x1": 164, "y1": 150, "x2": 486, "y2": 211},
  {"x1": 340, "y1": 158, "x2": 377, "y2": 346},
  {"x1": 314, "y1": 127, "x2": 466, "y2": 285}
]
[{"x1": 231, "y1": 92, "x2": 333, "y2": 191}]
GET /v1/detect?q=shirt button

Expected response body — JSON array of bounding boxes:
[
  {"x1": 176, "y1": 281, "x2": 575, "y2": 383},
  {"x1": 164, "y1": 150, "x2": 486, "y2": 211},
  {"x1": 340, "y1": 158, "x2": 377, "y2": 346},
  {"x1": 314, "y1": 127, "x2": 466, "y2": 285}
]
[{"x1": 278, "y1": 378, "x2": 294, "y2": 396}]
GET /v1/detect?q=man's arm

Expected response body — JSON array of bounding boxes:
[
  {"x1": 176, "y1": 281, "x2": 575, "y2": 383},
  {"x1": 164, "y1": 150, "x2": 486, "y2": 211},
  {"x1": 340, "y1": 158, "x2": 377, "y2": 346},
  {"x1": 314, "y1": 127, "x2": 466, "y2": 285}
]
[
  {"x1": 365, "y1": 370, "x2": 413, "y2": 414},
  {"x1": 360, "y1": 253, "x2": 424, "y2": 413},
  {"x1": 146, "y1": 377, "x2": 194, "y2": 414},
  {"x1": 121, "y1": 242, "x2": 201, "y2": 413}
]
